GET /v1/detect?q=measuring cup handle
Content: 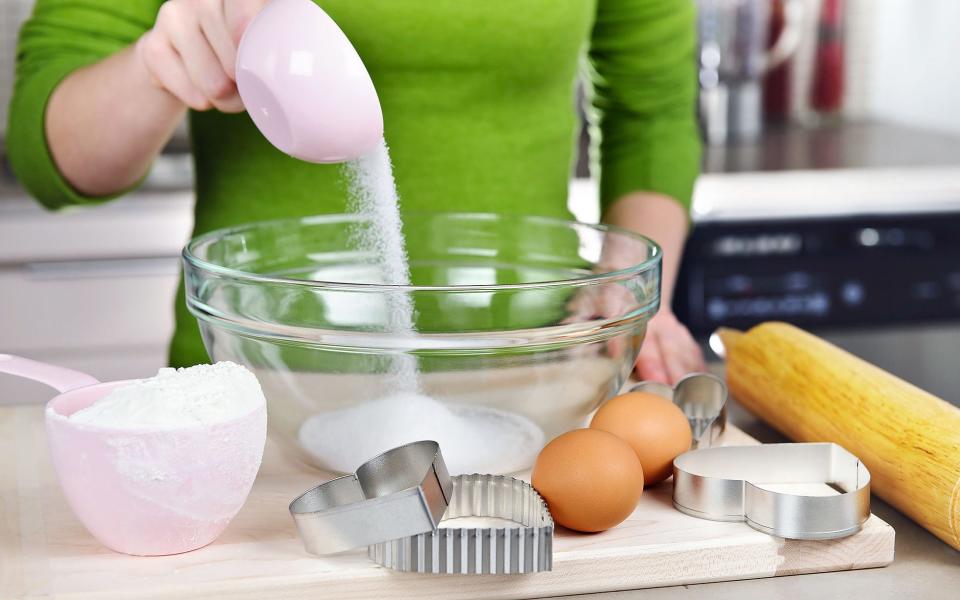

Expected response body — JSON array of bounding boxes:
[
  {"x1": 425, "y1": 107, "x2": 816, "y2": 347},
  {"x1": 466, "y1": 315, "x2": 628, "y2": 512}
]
[{"x1": 0, "y1": 354, "x2": 100, "y2": 394}]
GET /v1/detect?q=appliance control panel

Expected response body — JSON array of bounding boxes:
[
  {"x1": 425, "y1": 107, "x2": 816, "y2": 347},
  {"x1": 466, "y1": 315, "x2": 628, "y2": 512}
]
[{"x1": 673, "y1": 212, "x2": 960, "y2": 336}]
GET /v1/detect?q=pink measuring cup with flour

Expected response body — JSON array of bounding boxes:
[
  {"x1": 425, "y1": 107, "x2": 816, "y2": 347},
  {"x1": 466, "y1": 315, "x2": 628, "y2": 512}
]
[
  {"x1": 0, "y1": 354, "x2": 266, "y2": 556},
  {"x1": 236, "y1": 0, "x2": 384, "y2": 163}
]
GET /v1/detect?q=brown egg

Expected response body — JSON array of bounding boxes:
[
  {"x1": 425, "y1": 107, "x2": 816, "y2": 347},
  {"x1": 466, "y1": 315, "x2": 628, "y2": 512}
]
[
  {"x1": 531, "y1": 428, "x2": 644, "y2": 532},
  {"x1": 590, "y1": 391, "x2": 692, "y2": 486}
]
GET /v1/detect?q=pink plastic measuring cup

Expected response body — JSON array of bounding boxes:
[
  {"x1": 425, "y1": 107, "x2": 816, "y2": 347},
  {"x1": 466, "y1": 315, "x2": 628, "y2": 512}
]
[
  {"x1": 0, "y1": 354, "x2": 267, "y2": 556},
  {"x1": 236, "y1": 0, "x2": 384, "y2": 163}
]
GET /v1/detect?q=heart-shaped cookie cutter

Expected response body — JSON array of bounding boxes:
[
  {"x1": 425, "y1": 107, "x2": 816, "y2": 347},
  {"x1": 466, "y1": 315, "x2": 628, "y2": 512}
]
[
  {"x1": 289, "y1": 440, "x2": 452, "y2": 555},
  {"x1": 673, "y1": 443, "x2": 871, "y2": 540},
  {"x1": 632, "y1": 372, "x2": 727, "y2": 449}
]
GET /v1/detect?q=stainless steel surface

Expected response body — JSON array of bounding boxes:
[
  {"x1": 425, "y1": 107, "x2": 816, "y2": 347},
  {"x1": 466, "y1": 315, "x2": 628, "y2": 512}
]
[
  {"x1": 673, "y1": 443, "x2": 871, "y2": 540},
  {"x1": 289, "y1": 440, "x2": 452, "y2": 556},
  {"x1": 703, "y1": 120, "x2": 960, "y2": 174},
  {"x1": 632, "y1": 373, "x2": 728, "y2": 449},
  {"x1": 368, "y1": 474, "x2": 554, "y2": 575}
]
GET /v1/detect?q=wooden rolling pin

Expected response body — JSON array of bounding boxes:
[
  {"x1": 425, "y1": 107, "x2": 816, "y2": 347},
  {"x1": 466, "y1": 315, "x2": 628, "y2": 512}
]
[{"x1": 718, "y1": 322, "x2": 960, "y2": 551}]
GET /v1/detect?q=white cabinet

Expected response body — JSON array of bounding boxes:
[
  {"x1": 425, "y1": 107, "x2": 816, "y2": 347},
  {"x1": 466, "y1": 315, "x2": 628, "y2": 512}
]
[{"x1": 0, "y1": 187, "x2": 194, "y2": 405}]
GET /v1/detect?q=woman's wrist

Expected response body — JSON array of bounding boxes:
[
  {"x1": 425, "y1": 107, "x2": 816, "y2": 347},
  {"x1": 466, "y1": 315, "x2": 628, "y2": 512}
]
[{"x1": 602, "y1": 191, "x2": 689, "y2": 309}]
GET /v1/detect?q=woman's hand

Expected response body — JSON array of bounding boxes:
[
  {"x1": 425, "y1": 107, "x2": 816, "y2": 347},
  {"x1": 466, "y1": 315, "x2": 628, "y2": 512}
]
[
  {"x1": 601, "y1": 191, "x2": 703, "y2": 384},
  {"x1": 138, "y1": 0, "x2": 269, "y2": 112},
  {"x1": 635, "y1": 308, "x2": 705, "y2": 384},
  {"x1": 44, "y1": 0, "x2": 269, "y2": 196},
  {"x1": 563, "y1": 286, "x2": 705, "y2": 385}
]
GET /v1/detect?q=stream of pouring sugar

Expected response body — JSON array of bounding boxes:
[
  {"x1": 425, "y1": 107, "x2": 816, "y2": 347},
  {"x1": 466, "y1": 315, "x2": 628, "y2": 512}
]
[
  {"x1": 300, "y1": 139, "x2": 548, "y2": 474},
  {"x1": 344, "y1": 139, "x2": 420, "y2": 392}
]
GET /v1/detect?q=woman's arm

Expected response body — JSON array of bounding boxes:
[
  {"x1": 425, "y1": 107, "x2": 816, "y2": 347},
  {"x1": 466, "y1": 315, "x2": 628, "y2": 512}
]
[
  {"x1": 604, "y1": 192, "x2": 686, "y2": 310},
  {"x1": 604, "y1": 192, "x2": 704, "y2": 383},
  {"x1": 45, "y1": 45, "x2": 184, "y2": 197},
  {"x1": 587, "y1": 0, "x2": 704, "y2": 383},
  {"x1": 9, "y1": 0, "x2": 266, "y2": 203}
]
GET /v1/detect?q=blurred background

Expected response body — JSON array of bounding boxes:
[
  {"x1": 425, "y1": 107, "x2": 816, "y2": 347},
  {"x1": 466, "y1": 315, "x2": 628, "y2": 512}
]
[{"x1": 3, "y1": 0, "x2": 960, "y2": 404}]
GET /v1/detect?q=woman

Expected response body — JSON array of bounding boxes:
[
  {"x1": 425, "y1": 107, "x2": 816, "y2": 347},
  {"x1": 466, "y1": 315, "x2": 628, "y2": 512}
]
[{"x1": 8, "y1": 0, "x2": 705, "y2": 383}]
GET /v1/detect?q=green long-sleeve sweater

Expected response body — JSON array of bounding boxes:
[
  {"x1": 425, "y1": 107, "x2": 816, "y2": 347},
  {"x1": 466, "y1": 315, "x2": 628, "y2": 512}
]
[{"x1": 8, "y1": 0, "x2": 700, "y2": 367}]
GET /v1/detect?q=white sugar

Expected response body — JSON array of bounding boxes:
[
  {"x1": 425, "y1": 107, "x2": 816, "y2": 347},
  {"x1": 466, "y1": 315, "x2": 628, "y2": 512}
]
[
  {"x1": 298, "y1": 392, "x2": 545, "y2": 474},
  {"x1": 327, "y1": 140, "x2": 547, "y2": 474},
  {"x1": 345, "y1": 138, "x2": 420, "y2": 393},
  {"x1": 70, "y1": 362, "x2": 265, "y2": 429}
]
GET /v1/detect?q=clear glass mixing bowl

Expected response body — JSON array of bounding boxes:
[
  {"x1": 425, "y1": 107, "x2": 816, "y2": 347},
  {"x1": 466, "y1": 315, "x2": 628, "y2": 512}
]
[{"x1": 183, "y1": 212, "x2": 661, "y2": 475}]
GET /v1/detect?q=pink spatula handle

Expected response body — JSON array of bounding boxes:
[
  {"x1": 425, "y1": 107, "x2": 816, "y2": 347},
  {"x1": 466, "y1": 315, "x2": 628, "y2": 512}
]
[{"x1": 0, "y1": 354, "x2": 99, "y2": 393}]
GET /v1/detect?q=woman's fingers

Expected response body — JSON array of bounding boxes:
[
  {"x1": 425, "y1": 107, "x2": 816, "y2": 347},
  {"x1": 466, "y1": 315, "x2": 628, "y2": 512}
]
[
  {"x1": 199, "y1": 0, "x2": 239, "y2": 79},
  {"x1": 561, "y1": 287, "x2": 599, "y2": 324},
  {"x1": 557, "y1": 284, "x2": 701, "y2": 384},
  {"x1": 634, "y1": 311, "x2": 705, "y2": 385},
  {"x1": 138, "y1": 32, "x2": 209, "y2": 111},
  {"x1": 164, "y1": 4, "x2": 243, "y2": 113},
  {"x1": 140, "y1": 0, "x2": 265, "y2": 113},
  {"x1": 635, "y1": 326, "x2": 669, "y2": 384},
  {"x1": 661, "y1": 329, "x2": 704, "y2": 384}
]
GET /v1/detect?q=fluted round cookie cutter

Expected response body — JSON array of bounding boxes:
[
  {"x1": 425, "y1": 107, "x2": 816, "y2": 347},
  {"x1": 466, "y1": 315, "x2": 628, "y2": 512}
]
[
  {"x1": 369, "y1": 474, "x2": 554, "y2": 574},
  {"x1": 289, "y1": 440, "x2": 452, "y2": 555},
  {"x1": 673, "y1": 442, "x2": 871, "y2": 540}
]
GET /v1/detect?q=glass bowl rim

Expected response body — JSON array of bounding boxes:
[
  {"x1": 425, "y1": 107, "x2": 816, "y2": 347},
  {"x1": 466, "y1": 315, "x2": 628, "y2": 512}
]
[{"x1": 182, "y1": 211, "x2": 662, "y2": 293}]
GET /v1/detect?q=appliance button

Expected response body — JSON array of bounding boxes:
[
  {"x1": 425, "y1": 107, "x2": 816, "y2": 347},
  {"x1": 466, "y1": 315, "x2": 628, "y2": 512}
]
[{"x1": 841, "y1": 281, "x2": 865, "y2": 306}]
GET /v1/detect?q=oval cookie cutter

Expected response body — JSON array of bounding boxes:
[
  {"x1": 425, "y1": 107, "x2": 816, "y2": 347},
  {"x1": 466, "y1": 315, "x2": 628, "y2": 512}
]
[
  {"x1": 673, "y1": 442, "x2": 871, "y2": 540},
  {"x1": 289, "y1": 440, "x2": 452, "y2": 555}
]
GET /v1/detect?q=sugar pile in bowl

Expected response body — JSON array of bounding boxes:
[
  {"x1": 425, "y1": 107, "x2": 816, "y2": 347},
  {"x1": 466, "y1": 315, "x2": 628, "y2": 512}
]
[{"x1": 52, "y1": 362, "x2": 268, "y2": 556}]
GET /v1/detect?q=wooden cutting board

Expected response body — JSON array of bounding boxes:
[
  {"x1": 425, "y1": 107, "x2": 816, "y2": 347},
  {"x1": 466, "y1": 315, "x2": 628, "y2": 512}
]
[{"x1": 1, "y1": 404, "x2": 894, "y2": 600}]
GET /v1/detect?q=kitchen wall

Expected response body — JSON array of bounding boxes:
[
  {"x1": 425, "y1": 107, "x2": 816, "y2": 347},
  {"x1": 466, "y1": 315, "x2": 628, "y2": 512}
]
[
  {"x1": 845, "y1": 0, "x2": 960, "y2": 133},
  {"x1": 0, "y1": 0, "x2": 32, "y2": 136}
]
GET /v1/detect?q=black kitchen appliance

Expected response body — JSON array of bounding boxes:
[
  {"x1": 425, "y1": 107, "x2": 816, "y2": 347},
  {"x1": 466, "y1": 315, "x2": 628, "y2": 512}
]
[{"x1": 674, "y1": 211, "x2": 960, "y2": 337}]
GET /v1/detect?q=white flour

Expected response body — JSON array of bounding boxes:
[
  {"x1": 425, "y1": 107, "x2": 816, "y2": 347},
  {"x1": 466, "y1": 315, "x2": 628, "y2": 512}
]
[
  {"x1": 298, "y1": 392, "x2": 545, "y2": 474},
  {"x1": 345, "y1": 139, "x2": 420, "y2": 393},
  {"x1": 70, "y1": 362, "x2": 265, "y2": 429}
]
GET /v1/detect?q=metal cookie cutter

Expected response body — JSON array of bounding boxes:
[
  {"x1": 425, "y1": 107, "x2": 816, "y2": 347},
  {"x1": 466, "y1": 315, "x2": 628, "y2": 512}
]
[
  {"x1": 369, "y1": 474, "x2": 553, "y2": 574},
  {"x1": 673, "y1": 443, "x2": 871, "y2": 540},
  {"x1": 289, "y1": 440, "x2": 452, "y2": 555},
  {"x1": 632, "y1": 372, "x2": 727, "y2": 448}
]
